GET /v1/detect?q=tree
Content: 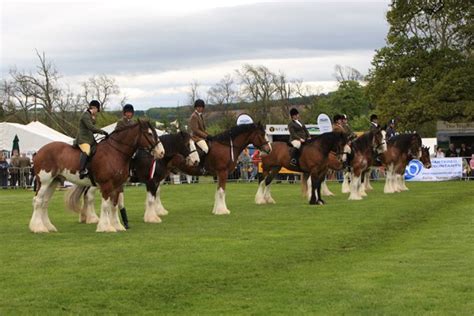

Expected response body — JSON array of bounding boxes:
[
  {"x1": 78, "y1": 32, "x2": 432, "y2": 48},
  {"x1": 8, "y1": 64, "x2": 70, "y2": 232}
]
[
  {"x1": 81, "y1": 74, "x2": 120, "y2": 110},
  {"x1": 187, "y1": 80, "x2": 201, "y2": 106},
  {"x1": 207, "y1": 74, "x2": 237, "y2": 107},
  {"x1": 333, "y1": 65, "x2": 364, "y2": 83},
  {"x1": 236, "y1": 64, "x2": 278, "y2": 123},
  {"x1": 366, "y1": 0, "x2": 473, "y2": 133}
]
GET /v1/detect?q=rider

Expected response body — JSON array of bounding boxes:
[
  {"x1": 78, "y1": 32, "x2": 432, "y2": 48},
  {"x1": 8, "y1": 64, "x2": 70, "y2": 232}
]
[
  {"x1": 115, "y1": 103, "x2": 135, "y2": 229},
  {"x1": 332, "y1": 114, "x2": 351, "y2": 167},
  {"x1": 369, "y1": 114, "x2": 379, "y2": 131},
  {"x1": 189, "y1": 99, "x2": 213, "y2": 155},
  {"x1": 76, "y1": 100, "x2": 108, "y2": 179},
  {"x1": 288, "y1": 108, "x2": 310, "y2": 167},
  {"x1": 385, "y1": 118, "x2": 397, "y2": 140},
  {"x1": 341, "y1": 114, "x2": 358, "y2": 166},
  {"x1": 116, "y1": 103, "x2": 135, "y2": 129},
  {"x1": 189, "y1": 99, "x2": 213, "y2": 173}
]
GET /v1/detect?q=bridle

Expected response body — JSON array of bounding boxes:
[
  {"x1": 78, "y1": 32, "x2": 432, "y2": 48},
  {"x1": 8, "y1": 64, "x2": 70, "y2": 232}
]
[{"x1": 105, "y1": 122, "x2": 161, "y2": 157}]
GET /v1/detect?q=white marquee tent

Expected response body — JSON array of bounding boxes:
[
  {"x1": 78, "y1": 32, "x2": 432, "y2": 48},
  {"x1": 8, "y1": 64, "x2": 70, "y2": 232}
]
[{"x1": 0, "y1": 121, "x2": 73, "y2": 155}]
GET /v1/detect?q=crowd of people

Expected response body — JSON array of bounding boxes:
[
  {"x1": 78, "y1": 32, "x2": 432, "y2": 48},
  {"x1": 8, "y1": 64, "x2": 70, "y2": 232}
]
[{"x1": 0, "y1": 149, "x2": 33, "y2": 189}]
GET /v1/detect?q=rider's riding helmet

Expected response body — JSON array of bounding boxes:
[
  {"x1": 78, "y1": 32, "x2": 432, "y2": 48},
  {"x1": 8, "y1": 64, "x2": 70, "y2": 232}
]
[
  {"x1": 89, "y1": 100, "x2": 101, "y2": 112},
  {"x1": 194, "y1": 99, "x2": 205, "y2": 108},
  {"x1": 290, "y1": 108, "x2": 299, "y2": 117},
  {"x1": 123, "y1": 104, "x2": 135, "y2": 114}
]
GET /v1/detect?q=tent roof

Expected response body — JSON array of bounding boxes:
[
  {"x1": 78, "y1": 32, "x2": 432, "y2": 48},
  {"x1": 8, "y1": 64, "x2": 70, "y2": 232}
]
[{"x1": 0, "y1": 121, "x2": 73, "y2": 154}]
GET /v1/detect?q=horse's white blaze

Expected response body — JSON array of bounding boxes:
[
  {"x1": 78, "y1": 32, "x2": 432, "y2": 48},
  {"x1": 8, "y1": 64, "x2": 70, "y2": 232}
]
[
  {"x1": 154, "y1": 186, "x2": 168, "y2": 216},
  {"x1": 96, "y1": 197, "x2": 117, "y2": 232},
  {"x1": 144, "y1": 191, "x2": 162, "y2": 223},
  {"x1": 255, "y1": 181, "x2": 267, "y2": 204},
  {"x1": 341, "y1": 172, "x2": 350, "y2": 193},
  {"x1": 348, "y1": 175, "x2": 362, "y2": 200},
  {"x1": 212, "y1": 187, "x2": 230, "y2": 215},
  {"x1": 186, "y1": 139, "x2": 200, "y2": 166},
  {"x1": 321, "y1": 180, "x2": 334, "y2": 196},
  {"x1": 263, "y1": 183, "x2": 275, "y2": 204},
  {"x1": 152, "y1": 142, "x2": 165, "y2": 159}
]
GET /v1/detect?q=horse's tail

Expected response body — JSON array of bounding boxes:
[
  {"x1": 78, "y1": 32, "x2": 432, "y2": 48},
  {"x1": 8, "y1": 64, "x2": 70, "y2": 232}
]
[{"x1": 64, "y1": 184, "x2": 88, "y2": 213}]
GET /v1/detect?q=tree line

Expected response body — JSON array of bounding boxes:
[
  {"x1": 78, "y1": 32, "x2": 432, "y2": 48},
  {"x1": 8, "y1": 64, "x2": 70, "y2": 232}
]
[{"x1": 1, "y1": 1, "x2": 472, "y2": 137}]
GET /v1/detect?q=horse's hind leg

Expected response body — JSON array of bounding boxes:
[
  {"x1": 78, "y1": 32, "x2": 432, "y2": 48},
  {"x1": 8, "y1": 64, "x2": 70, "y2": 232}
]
[
  {"x1": 364, "y1": 170, "x2": 373, "y2": 191},
  {"x1": 81, "y1": 187, "x2": 99, "y2": 224},
  {"x1": 40, "y1": 180, "x2": 60, "y2": 231},
  {"x1": 321, "y1": 179, "x2": 334, "y2": 196},
  {"x1": 309, "y1": 173, "x2": 324, "y2": 205}
]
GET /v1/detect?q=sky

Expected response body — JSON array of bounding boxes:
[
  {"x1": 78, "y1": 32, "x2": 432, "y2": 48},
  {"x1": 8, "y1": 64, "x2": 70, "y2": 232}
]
[{"x1": 1, "y1": 0, "x2": 391, "y2": 110}]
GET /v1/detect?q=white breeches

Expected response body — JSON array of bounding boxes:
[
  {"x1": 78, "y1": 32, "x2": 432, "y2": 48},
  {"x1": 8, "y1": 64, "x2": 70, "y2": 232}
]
[{"x1": 196, "y1": 140, "x2": 209, "y2": 154}]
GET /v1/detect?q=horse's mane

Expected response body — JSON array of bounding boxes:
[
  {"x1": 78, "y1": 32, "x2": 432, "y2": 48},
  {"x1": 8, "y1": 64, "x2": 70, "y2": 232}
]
[
  {"x1": 352, "y1": 130, "x2": 374, "y2": 152},
  {"x1": 305, "y1": 131, "x2": 345, "y2": 144},
  {"x1": 387, "y1": 133, "x2": 421, "y2": 152},
  {"x1": 158, "y1": 132, "x2": 189, "y2": 157},
  {"x1": 213, "y1": 123, "x2": 264, "y2": 143}
]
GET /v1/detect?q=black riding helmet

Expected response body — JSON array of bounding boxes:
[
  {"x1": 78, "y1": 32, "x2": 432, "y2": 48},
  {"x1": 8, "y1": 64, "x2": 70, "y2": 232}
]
[
  {"x1": 290, "y1": 108, "x2": 299, "y2": 117},
  {"x1": 123, "y1": 103, "x2": 134, "y2": 114},
  {"x1": 194, "y1": 99, "x2": 205, "y2": 108},
  {"x1": 89, "y1": 100, "x2": 101, "y2": 112}
]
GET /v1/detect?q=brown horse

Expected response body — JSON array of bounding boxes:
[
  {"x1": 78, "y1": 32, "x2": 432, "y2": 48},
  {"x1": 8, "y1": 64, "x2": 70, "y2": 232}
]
[
  {"x1": 29, "y1": 119, "x2": 164, "y2": 233},
  {"x1": 77, "y1": 132, "x2": 200, "y2": 224},
  {"x1": 256, "y1": 132, "x2": 347, "y2": 205},
  {"x1": 173, "y1": 123, "x2": 272, "y2": 214},
  {"x1": 345, "y1": 129, "x2": 387, "y2": 200},
  {"x1": 383, "y1": 133, "x2": 432, "y2": 193}
]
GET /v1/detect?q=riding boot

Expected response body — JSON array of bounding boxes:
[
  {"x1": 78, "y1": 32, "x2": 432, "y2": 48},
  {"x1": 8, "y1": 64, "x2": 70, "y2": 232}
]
[
  {"x1": 120, "y1": 207, "x2": 130, "y2": 229},
  {"x1": 79, "y1": 152, "x2": 89, "y2": 179},
  {"x1": 290, "y1": 148, "x2": 300, "y2": 167}
]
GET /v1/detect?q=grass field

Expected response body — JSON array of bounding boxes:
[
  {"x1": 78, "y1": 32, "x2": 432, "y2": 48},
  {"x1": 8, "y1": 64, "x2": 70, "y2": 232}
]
[{"x1": 0, "y1": 180, "x2": 473, "y2": 314}]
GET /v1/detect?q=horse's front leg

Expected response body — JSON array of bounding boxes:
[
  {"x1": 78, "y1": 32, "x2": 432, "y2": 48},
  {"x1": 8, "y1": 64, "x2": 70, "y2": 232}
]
[
  {"x1": 96, "y1": 186, "x2": 119, "y2": 233},
  {"x1": 144, "y1": 181, "x2": 162, "y2": 223},
  {"x1": 154, "y1": 185, "x2": 168, "y2": 216},
  {"x1": 109, "y1": 189, "x2": 127, "y2": 231},
  {"x1": 213, "y1": 170, "x2": 230, "y2": 215}
]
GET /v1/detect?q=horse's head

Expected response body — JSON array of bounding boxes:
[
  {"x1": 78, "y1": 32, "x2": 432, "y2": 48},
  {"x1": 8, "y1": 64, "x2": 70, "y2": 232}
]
[
  {"x1": 178, "y1": 131, "x2": 200, "y2": 166},
  {"x1": 248, "y1": 122, "x2": 272, "y2": 156},
  {"x1": 372, "y1": 128, "x2": 387, "y2": 154},
  {"x1": 138, "y1": 119, "x2": 165, "y2": 159},
  {"x1": 420, "y1": 145, "x2": 432, "y2": 169}
]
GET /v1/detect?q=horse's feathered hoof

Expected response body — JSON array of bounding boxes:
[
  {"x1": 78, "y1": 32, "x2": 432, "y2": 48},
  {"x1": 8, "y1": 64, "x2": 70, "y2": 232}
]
[{"x1": 317, "y1": 200, "x2": 325, "y2": 205}]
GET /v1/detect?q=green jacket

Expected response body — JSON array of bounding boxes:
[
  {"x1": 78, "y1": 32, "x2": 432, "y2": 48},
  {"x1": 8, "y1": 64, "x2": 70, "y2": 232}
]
[
  {"x1": 115, "y1": 117, "x2": 135, "y2": 130},
  {"x1": 76, "y1": 110, "x2": 103, "y2": 145},
  {"x1": 288, "y1": 120, "x2": 310, "y2": 141}
]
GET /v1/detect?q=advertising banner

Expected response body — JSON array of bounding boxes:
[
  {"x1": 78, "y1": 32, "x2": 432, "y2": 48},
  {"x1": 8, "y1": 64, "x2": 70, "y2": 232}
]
[{"x1": 405, "y1": 158, "x2": 463, "y2": 181}]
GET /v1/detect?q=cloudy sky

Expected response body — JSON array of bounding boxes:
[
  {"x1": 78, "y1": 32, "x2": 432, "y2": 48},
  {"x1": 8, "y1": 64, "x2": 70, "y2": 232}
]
[{"x1": 1, "y1": 0, "x2": 391, "y2": 110}]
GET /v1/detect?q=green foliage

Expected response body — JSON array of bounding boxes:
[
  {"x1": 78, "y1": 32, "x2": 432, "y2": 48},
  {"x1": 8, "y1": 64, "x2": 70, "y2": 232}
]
[
  {"x1": 366, "y1": 1, "x2": 473, "y2": 135},
  {"x1": 95, "y1": 111, "x2": 120, "y2": 128},
  {"x1": 0, "y1": 182, "x2": 473, "y2": 314}
]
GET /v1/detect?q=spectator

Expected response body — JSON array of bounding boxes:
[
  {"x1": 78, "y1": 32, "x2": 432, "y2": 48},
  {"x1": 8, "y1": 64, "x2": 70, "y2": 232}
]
[
  {"x1": 435, "y1": 146, "x2": 445, "y2": 158},
  {"x1": 9, "y1": 149, "x2": 20, "y2": 187},
  {"x1": 459, "y1": 143, "x2": 471, "y2": 158},
  {"x1": 238, "y1": 148, "x2": 252, "y2": 181},
  {"x1": 251, "y1": 149, "x2": 261, "y2": 180},
  {"x1": 0, "y1": 154, "x2": 9, "y2": 188},
  {"x1": 445, "y1": 143, "x2": 458, "y2": 157},
  {"x1": 18, "y1": 153, "x2": 31, "y2": 187},
  {"x1": 385, "y1": 119, "x2": 397, "y2": 140}
]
